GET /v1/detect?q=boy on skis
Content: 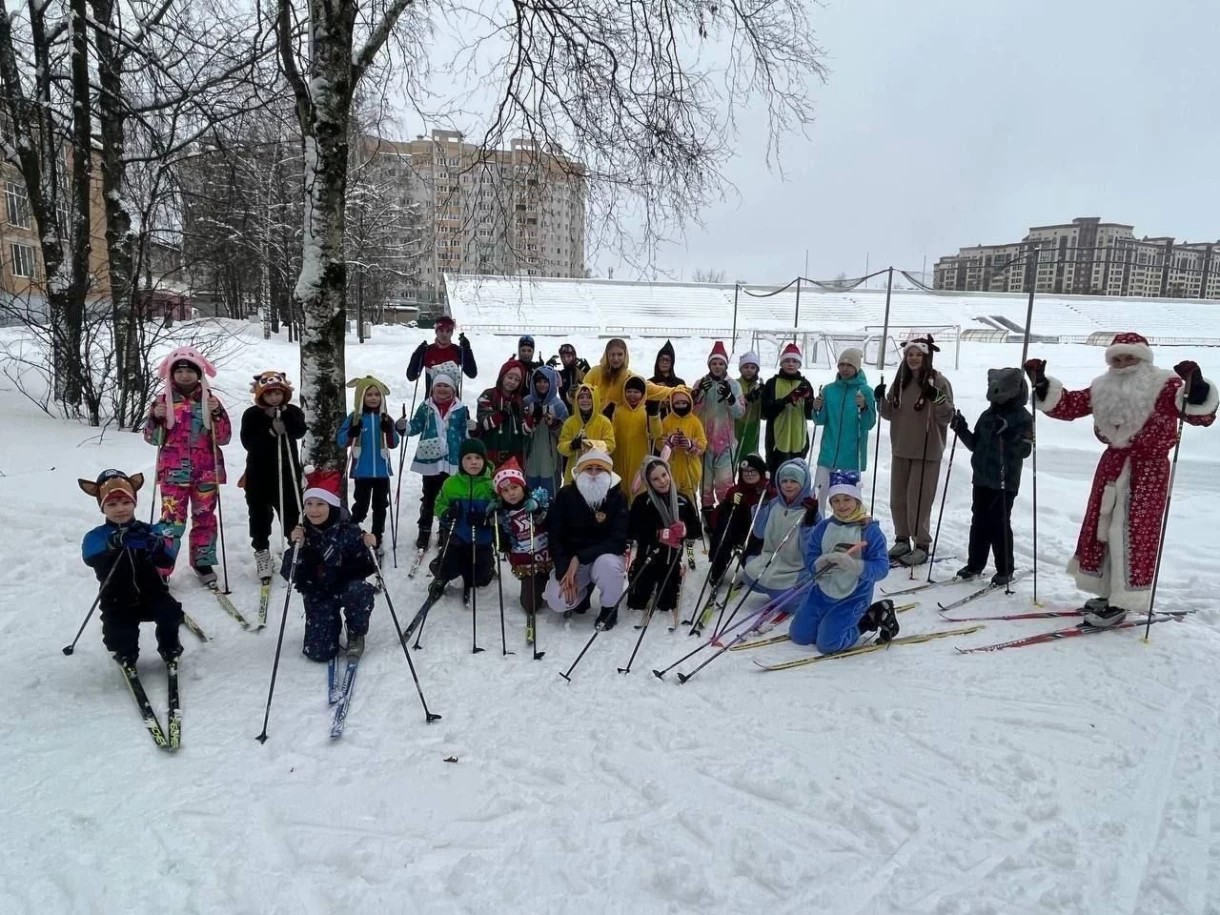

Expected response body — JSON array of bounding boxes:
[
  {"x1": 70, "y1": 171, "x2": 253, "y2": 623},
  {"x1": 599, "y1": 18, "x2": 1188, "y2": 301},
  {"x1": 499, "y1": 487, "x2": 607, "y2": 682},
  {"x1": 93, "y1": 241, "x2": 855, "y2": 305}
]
[
  {"x1": 489, "y1": 457, "x2": 553, "y2": 618},
  {"x1": 79, "y1": 469, "x2": 183, "y2": 664},
  {"x1": 735, "y1": 351, "x2": 763, "y2": 463},
  {"x1": 760, "y1": 343, "x2": 815, "y2": 477},
  {"x1": 787, "y1": 470, "x2": 896, "y2": 654},
  {"x1": 949, "y1": 368, "x2": 1034, "y2": 587},
  {"x1": 406, "y1": 315, "x2": 477, "y2": 398},
  {"x1": 240, "y1": 371, "x2": 306, "y2": 581},
  {"x1": 692, "y1": 341, "x2": 744, "y2": 527},
  {"x1": 612, "y1": 374, "x2": 663, "y2": 504},
  {"x1": 627, "y1": 456, "x2": 700, "y2": 629},
  {"x1": 143, "y1": 346, "x2": 232, "y2": 585},
  {"x1": 284, "y1": 469, "x2": 378, "y2": 660},
  {"x1": 522, "y1": 365, "x2": 568, "y2": 498},
  {"x1": 336, "y1": 376, "x2": 400, "y2": 558},
  {"x1": 396, "y1": 368, "x2": 470, "y2": 553},
  {"x1": 557, "y1": 384, "x2": 616, "y2": 484},
  {"x1": 430, "y1": 439, "x2": 496, "y2": 603}
]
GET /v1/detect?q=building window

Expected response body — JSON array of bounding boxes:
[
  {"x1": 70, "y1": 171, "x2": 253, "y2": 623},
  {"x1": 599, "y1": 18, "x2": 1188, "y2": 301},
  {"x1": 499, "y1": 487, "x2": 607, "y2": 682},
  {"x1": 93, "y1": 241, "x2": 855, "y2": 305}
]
[
  {"x1": 6, "y1": 181, "x2": 31, "y2": 229},
  {"x1": 10, "y1": 242, "x2": 35, "y2": 278}
]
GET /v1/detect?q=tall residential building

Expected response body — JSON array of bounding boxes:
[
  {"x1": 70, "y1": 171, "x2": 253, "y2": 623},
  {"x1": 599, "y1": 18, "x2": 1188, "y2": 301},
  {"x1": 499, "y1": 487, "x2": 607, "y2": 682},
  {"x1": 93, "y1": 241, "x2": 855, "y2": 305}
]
[
  {"x1": 934, "y1": 216, "x2": 1220, "y2": 300},
  {"x1": 361, "y1": 130, "x2": 587, "y2": 301}
]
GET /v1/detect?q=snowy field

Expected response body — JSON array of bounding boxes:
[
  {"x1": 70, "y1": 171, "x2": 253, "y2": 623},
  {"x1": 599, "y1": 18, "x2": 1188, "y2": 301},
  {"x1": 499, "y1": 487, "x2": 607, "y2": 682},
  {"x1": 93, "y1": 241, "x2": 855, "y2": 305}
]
[{"x1": 2, "y1": 319, "x2": 1220, "y2": 914}]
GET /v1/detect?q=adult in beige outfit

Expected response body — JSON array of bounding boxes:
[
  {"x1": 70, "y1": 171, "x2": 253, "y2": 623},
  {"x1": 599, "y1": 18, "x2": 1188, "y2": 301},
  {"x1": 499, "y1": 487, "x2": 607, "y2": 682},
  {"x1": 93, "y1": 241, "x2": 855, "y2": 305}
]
[{"x1": 875, "y1": 337, "x2": 954, "y2": 566}]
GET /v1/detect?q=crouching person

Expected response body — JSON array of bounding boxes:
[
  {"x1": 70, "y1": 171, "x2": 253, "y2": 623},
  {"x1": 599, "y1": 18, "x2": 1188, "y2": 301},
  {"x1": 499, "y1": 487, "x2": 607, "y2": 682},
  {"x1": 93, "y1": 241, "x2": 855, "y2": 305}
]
[
  {"x1": 544, "y1": 449, "x2": 629, "y2": 629},
  {"x1": 788, "y1": 471, "x2": 893, "y2": 654},
  {"x1": 284, "y1": 470, "x2": 377, "y2": 660}
]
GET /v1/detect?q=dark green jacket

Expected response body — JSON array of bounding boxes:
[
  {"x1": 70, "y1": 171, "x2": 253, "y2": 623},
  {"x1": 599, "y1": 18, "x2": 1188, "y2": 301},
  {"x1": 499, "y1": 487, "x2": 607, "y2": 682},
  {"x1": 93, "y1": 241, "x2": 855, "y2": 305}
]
[{"x1": 957, "y1": 403, "x2": 1033, "y2": 491}]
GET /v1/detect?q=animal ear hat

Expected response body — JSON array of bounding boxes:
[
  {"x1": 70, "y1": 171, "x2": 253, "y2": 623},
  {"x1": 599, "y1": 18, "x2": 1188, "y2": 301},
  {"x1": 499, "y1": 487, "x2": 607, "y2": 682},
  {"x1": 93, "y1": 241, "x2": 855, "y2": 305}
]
[
  {"x1": 78, "y1": 468, "x2": 144, "y2": 506},
  {"x1": 155, "y1": 346, "x2": 218, "y2": 430},
  {"x1": 251, "y1": 371, "x2": 293, "y2": 405},
  {"x1": 347, "y1": 375, "x2": 391, "y2": 417}
]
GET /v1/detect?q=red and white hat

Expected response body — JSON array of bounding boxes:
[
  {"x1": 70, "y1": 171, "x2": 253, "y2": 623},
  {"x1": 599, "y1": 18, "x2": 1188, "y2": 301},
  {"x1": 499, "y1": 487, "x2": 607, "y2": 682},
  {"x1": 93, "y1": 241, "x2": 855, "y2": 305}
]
[
  {"x1": 493, "y1": 457, "x2": 527, "y2": 492},
  {"x1": 302, "y1": 467, "x2": 342, "y2": 508},
  {"x1": 780, "y1": 342, "x2": 802, "y2": 365},
  {"x1": 1105, "y1": 331, "x2": 1154, "y2": 364},
  {"x1": 707, "y1": 340, "x2": 729, "y2": 366}
]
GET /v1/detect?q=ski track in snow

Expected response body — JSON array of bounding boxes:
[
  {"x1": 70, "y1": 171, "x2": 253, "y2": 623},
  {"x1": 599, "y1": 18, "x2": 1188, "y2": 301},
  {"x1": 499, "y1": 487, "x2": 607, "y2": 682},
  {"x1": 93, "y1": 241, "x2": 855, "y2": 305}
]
[{"x1": 2, "y1": 326, "x2": 1220, "y2": 913}]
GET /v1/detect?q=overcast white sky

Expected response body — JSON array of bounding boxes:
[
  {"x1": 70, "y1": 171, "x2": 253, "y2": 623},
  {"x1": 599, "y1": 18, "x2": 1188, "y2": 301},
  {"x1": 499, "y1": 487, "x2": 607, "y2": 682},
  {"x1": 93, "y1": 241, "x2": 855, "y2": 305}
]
[{"x1": 645, "y1": 0, "x2": 1220, "y2": 284}]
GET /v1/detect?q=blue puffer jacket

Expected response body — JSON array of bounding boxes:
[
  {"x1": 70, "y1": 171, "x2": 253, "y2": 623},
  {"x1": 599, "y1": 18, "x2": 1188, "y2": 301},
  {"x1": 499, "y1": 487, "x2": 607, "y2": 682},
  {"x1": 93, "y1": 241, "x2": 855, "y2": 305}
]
[
  {"x1": 336, "y1": 411, "x2": 400, "y2": 478},
  {"x1": 813, "y1": 371, "x2": 877, "y2": 472}
]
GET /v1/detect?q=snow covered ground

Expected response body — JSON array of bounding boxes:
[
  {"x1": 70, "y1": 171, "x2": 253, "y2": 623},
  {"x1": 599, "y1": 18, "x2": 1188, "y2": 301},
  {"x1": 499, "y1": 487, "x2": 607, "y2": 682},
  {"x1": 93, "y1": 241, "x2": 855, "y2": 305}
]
[{"x1": 2, "y1": 320, "x2": 1220, "y2": 914}]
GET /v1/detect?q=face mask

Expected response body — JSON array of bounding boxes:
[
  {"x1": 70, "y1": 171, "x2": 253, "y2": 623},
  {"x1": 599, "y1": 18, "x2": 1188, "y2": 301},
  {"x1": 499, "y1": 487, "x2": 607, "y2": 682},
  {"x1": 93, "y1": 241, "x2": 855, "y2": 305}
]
[{"x1": 673, "y1": 403, "x2": 691, "y2": 417}]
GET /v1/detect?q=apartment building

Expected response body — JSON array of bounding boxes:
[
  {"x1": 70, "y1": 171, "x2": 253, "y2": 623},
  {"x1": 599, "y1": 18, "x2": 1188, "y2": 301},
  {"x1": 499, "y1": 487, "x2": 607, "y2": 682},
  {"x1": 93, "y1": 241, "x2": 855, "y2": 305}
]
[
  {"x1": 934, "y1": 216, "x2": 1220, "y2": 300},
  {"x1": 361, "y1": 130, "x2": 587, "y2": 298}
]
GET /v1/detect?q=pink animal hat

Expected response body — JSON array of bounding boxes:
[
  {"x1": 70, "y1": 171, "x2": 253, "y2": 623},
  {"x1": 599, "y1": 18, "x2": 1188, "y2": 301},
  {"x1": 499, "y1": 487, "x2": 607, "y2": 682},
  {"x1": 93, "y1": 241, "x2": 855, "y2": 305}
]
[{"x1": 155, "y1": 346, "x2": 217, "y2": 430}]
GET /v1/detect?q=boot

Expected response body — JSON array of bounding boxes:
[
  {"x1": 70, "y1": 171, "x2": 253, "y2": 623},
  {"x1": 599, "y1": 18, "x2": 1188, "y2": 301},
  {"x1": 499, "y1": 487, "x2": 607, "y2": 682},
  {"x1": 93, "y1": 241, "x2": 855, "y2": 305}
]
[
  {"x1": 1084, "y1": 604, "x2": 1127, "y2": 628},
  {"x1": 427, "y1": 580, "x2": 445, "y2": 602},
  {"x1": 956, "y1": 565, "x2": 982, "y2": 581},
  {"x1": 594, "y1": 605, "x2": 618, "y2": 631},
  {"x1": 899, "y1": 545, "x2": 929, "y2": 567},
  {"x1": 158, "y1": 640, "x2": 183, "y2": 662},
  {"x1": 193, "y1": 564, "x2": 217, "y2": 587},
  {"x1": 573, "y1": 592, "x2": 591, "y2": 615},
  {"x1": 112, "y1": 651, "x2": 138, "y2": 667},
  {"x1": 1084, "y1": 597, "x2": 1109, "y2": 612},
  {"x1": 990, "y1": 571, "x2": 1014, "y2": 587},
  {"x1": 887, "y1": 539, "x2": 911, "y2": 560},
  {"x1": 254, "y1": 549, "x2": 273, "y2": 581},
  {"x1": 859, "y1": 599, "x2": 900, "y2": 643},
  {"x1": 415, "y1": 528, "x2": 431, "y2": 551},
  {"x1": 346, "y1": 631, "x2": 365, "y2": 656}
]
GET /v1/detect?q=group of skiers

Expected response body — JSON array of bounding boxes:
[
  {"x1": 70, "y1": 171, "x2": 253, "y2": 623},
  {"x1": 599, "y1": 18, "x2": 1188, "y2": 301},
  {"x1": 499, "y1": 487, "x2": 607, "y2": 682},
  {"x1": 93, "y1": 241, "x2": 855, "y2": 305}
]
[{"x1": 79, "y1": 323, "x2": 1217, "y2": 681}]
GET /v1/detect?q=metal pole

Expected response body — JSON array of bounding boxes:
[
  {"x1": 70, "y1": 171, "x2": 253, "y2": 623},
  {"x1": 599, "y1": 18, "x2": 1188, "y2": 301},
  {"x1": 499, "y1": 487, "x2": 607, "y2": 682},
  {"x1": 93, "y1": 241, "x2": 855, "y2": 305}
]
[
  {"x1": 731, "y1": 283, "x2": 740, "y2": 354},
  {"x1": 792, "y1": 277, "x2": 802, "y2": 342},
  {"x1": 1020, "y1": 245, "x2": 1040, "y2": 365}
]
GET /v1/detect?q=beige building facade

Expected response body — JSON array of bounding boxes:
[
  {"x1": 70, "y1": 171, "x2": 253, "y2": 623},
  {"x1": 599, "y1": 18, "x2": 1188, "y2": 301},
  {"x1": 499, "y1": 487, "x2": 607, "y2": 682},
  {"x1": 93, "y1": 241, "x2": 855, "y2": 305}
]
[{"x1": 934, "y1": 216, "x2": 1220, "y2": 300}]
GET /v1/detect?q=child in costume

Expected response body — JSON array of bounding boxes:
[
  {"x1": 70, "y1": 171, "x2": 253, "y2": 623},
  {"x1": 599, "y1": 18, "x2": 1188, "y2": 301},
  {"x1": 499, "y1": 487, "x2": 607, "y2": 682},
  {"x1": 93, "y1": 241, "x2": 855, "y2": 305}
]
[
  {"x1": 336, "y1": 375, "x2": 400, "y2": 556},
  {"x1": 143, "y1": 346, "x2": 232, "y2": 585},
  {"x1": 760, "y1": 342, "x2": 815, "y2": 477},
  {"x1": 240, "y1": 371, "x2": 306, "y2": 580},
  {"x1": 706, "y1": 454, "x2": 771, "y2": 585},
  {"x1": 476, "y1": 358, "x2": 528, "y2": 467},
  {"x1": 395, "y1": 367, "x2": 469, "y2": 551},
  {"x1": 284, "y1": 469, "x2": 377, "y2": 660},
  {"x1": 739, "y1": 458, "x2": 820, "y2": 599},
  {"x1": 735, "y1": 351, "x2": 763, "y2": 461},
  {"x1": 80, "y1": 470, "x2": 183, "y2": 664},
  {"x1": 521, "y1": 365, "x2": 568, "y2": 498},
  {"x1": 557, "y1": 383, "x2": 616, "y2": 484},
  {"x1": 691, "y1": 341, "x2": 744, "y2": 524},
  {"x1": 612, "y1": 374, "x2": 663, "y2": 504}
]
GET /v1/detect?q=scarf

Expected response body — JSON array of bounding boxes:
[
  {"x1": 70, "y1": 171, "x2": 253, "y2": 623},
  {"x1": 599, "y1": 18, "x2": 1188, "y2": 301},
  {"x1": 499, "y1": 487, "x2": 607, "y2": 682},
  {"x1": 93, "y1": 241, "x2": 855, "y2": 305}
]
[
  {"x1": 833, "y1": 504, "x2": 870, "y2": 525},
  {"x1": 642, "y1": 457, "x2": 680, "y2": 527}
]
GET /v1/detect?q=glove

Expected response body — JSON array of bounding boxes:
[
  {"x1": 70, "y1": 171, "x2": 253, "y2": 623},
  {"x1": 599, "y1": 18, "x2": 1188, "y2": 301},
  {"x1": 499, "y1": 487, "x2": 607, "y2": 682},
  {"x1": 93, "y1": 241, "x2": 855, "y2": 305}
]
[
  {"x1": 111, "y1": 527, "x2": 149, "y2": 551},
  {"x1": 602, "y1": 402, "x2": 615, "y2": 420},
  {"x1": 659, "y1": 521, "x2": 687, "y2": 546},
  {"x1": 441, "y1": 507, "x2": 459, "y2": 528},
  {"x1": 523, "y1": 496, "x2": 539, "y2": 514},
  {"x1": 483, "y1": 412, "x2": 503, "y2": 431},
  {"x1": 920, "y1": 379, "x2": 939, "y2": 402},
  {"x1": 578, "y1": 358, "x2": 591, "y2": 373},
  {"x1": 786, "y1": 389, "x2": 803, "y2": 405},
  {"x1": 1173, "y1": 360, "x2": 1210, "y2": 405},
  {"x1": 745, "y1": 387, "x2": 762, "y2": 403},
  {"x1": 532, "y1": 402, "x2": 543, "y2": 422},
  {"x1": 645, "y1": 400, "x2": 660, "y2": 417},
  {"x1": 394, "y1": 416, "x2": 409, "y2": 434},
  {"x1": 546, "y1": 354, "x2": 561, "y2": 368},
  {"x1": 1022, "y1": 358, "x2": 1049, "y2": 401},
  {"x1": 874, "y1": 383, "x2": 887, "y2": 402},
  {"x1": 458, "y1": 332, "x2": 470, "y2": 349},
  {"x1": 697, "y1": 377, "x2": 714, "y2": 393},
  {"x1": 732, "y1": 491, "x2": 742, "y2": 505},
  {"x1": 801, "y1": 496, "x2": 819, "y2": 526},
  {"x1": 270, "y1": 416, "x2": 286, "y2": 436},
  {"x1": 380, "y1": 414, "x2": 393, "y2": 433},
  {"x1": 570, "y1": 433, "x2": 584, "y2": 453},
  {"x1": 949, "y1": 411, "x2": 969, "y2": 437}
]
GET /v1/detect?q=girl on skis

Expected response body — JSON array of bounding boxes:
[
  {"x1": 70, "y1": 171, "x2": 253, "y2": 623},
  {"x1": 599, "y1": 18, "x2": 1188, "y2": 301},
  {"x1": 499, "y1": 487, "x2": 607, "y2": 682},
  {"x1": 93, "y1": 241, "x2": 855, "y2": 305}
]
[
  {"x1": 489, "y1": 457, "x2": 552, "y2": 617},
  {"x1": 811, "y1": 347, "x2": 877, "y2": 501},
  {"x1": 395, "y1": 367, "x2": 469, "y2": 552},
  {"x1": 476, "y1": 359, "x2": 528, "y2": 467},
  {"x1": 143, "y1": 346, "x2": 232, "y2": 585},
  {"x1": 521, "y1": 365, "x2": 568, "y2": 498},
  {"x1": 626, "y1": 456, "x2": 700, "y2": 629},
  {"x1": 336, "y1": 376, "x2": 400, "y2": 557}
]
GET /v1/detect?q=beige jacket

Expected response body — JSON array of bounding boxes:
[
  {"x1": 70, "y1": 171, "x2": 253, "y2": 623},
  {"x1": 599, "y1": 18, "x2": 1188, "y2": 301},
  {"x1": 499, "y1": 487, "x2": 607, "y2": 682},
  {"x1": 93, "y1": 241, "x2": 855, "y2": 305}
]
[{"x1": 878, "y1": 374, "x2": 955, "y2": 461}]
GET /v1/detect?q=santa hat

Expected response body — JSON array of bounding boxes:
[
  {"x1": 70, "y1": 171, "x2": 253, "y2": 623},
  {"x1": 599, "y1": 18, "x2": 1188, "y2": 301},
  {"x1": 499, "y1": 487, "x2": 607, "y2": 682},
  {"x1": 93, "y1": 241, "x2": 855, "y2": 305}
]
[
  {"x1": 707, "y1": 341, "x2": 730, "y2": 366},
  {"x1": 155, "y1": 346, "x2": 217, "y2": 430},
  {"x1": 78, "y1": 468, "x2": 143, "y2": 506},
  {"x1": 739, "y1": 351, "x2": 760, "y2": 370},
  {"x1": 302, "y1": 467, "x2": 342, "y2": 508},
  {"x1": 826, "y1": 469, "x2": 863, "y2": 504},
  {"x1": 250, "y1": 370, "x2": 293, "y2": 405},
  {"x1": 780, "y1": 342, "x2": 802, "y2": 365},
  {"x1": 1105, "y1": 331, "x2": 1154, "y2": 364},
  {"x1": 435, "y1": 315, "x2": 456, "y2": 330},
  {"x1": 347, "y1": 375, "x2": 391, "y2": 417},
  {"x1": 837, "y1": 348, "x2": 864, "y2": 372},
  {"x1": 493, "y1": 457, "x2": 526, "y2": 492},
  {"x1": 574, "y1": 449, "x2": 614, "y2": 474}
]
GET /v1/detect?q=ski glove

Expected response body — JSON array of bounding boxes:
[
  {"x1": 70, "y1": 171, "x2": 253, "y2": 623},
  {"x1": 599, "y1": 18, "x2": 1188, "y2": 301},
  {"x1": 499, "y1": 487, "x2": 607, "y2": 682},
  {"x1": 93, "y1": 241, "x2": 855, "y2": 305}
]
[
  {"x1": 873, "y1": 383, "x2": 887, "y2": 403},
  {"x1": 645, "y1": 400, "x2": 660, "y2": 417},
  {"x1": 1022, "y1": 358, "x2": 1050, "y2": 401},
  {"x1": 395, "y1": 416, "x2": 409, "y2": 434},
  {"x1": 949, "y1": 411, "x2": 969, "y2": 437},
  {"x1": 745, "y1": 386, "x2": 762, "y2": 403},
  {"x1": 532, "y1": 402, "x2": 544, "y2": 422},
  {"x1": 603, "y1": 402, "x2": 616, "y2": 420},
  {"x1": 569, "y1": 433, "x2": 585, "y2": 453},
  {"x1": 921, "y1": 379, "x2": 941, "y2": 402},
  {"x1": 459, "y1": 333, "x2": 470, "y2": 349},
  {"x1": 346, "y1": 425, "x2": 360, "y2": 444},
  {"x1": 801, "y1": 496, "x2": 819, "y2": 526},
  {"x1": 659, "y1": 521, "x2": 687, "y2": 547},
  {"x1": 380, "y1": 414, "x2": 394, "y2": 433},
  {"x1": 271, "y1": 416, "x2": 286, "y2": 436},
  {"x1": 1174, "y1": 360, "x2": 1210, "y2": 405}
]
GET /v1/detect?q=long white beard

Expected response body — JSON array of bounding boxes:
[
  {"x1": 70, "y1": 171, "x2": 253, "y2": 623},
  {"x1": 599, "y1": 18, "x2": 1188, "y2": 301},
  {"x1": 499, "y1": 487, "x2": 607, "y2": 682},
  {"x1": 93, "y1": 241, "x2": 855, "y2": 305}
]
[
  {"x1": 1090, "y1": 361, "x2": 1166, "y2": 446},
  {"x1": 575, "y1": 472, "x2": 612, "y2": 509}
]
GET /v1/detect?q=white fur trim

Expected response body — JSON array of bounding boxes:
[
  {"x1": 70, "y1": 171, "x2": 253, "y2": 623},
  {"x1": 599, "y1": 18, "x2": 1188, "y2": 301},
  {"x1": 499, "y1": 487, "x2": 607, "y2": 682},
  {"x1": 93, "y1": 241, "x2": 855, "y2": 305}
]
[
  {"x1": 1175, "y1": 375, "x2": 1219, "y2": 417},
  {"x1": 303, "y1": 487, "x2": 341, "y2": 508},
  {"x1": 1036, "y1": 375, "x2": 1065, "y2": 413},
  {"x1": 1105, "y1": 341, "x2": 1154, "y2": 364}
]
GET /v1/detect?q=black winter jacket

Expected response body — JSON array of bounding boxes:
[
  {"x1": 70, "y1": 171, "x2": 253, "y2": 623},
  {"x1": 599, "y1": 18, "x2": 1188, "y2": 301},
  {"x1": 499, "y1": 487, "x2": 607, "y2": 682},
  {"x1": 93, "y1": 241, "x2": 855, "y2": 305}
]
[
  {"x1": 282, "y1": 510, "x2": 376, "y2": 597},
  {"x1": 956, "y1": 403, "x2": 1033, "y2": 491},
  {"x1": 548, "y1": 481, "x2": 629, "y2": 573},
  {"x1": 241, "y1": 404, "x2": 307, "y2": 491}
]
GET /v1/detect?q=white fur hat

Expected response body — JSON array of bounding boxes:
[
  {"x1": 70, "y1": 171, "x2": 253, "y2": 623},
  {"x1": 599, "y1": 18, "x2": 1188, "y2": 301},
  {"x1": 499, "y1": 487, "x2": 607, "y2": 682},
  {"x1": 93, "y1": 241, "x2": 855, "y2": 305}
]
[{"x1": 1105, "y1": 331, "x2": 1154, "y2": 364}]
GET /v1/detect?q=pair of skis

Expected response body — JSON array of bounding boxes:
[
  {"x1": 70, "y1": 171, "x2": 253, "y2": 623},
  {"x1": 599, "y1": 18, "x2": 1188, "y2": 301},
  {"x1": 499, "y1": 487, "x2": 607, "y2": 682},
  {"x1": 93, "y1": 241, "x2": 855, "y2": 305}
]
[
  {"x1": 950, "y1": 609, "x2": 1189, "y2": 653},
  {"x1": 117, "y1": 658, "x2": 181, "y2": 750},
  {"x1": 202, "y1": 578, "x2": 272, "y2": 631},
  {"x1": 327, "y1": 650, "x2": 362, "y2": 739}
]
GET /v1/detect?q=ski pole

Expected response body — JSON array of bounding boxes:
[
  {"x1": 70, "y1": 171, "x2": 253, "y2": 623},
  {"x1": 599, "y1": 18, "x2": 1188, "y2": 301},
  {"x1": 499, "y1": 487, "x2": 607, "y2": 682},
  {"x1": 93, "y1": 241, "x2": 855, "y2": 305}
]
[
  {"x1": 369, "y1": 547, "x2": 442, "y2": 722},
  {"x1": 62, "y1": 554, "x2": 124, "y2": 655},
  {"x1": 1144, "y1": 407, "x2": 1187, "y2": 641},
  {"x1": 528, "y1": 515, "x2": 543, "y2": 660},
  {"x1": 392, "y1": 404, "x2": 408, "y2": 568},
  {"x1": 1030, "y1": 386, "x2": 1040, "y2": 606},
  {"x1": 256, "y1": 540, "x2": 299, "y2": 743},
  {"x1": 210, "y1": 419, "x2": 231, "y2": 595},
  {"x1": 148, "y1": 439, "x2": 163, "y2": 524},
  {"x1": 652, "y1": 581, "x2": 809, "y2": 679},
  {"x1": 908, "y1": 415, "x2": 933, "y2": 580},
  {"x1": 693, "y1": 499, "x2": 764, "y2": 635},
  {"x1": 869, "y1": 267, "x2": 894, "y2": 514},
  {"x1": 558, "y1": 552, "x2": 653, "y2": 682},
  {"x1": 926, "y1": 425, "x2": 959, "y2": 583},
  {"x1": 714, "y1": 514, "x2": 805, "y2": 638},
  {"x1": 276, "y1": 407, "x2": 286, "y2": 556},
  {"x1": 471, "y1": 520, "x2": 485, "y2": 654},
  {"x1": 493, "y1": 512, "x2": 513, "y2": 656},
  {"x1": 686, "y1": 497, "x2": 741, "y2": 626},
  {"x1": 618, "y1": 548, "x2": 683, "y2": 674},
  {"x1": 410, "y1": 517, "x2": 456, "y2": 649}
]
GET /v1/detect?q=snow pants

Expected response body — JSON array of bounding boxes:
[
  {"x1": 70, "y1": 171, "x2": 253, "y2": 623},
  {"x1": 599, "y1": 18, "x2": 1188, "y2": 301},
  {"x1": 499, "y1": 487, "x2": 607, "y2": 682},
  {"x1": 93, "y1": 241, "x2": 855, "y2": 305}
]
[
  {"x1": 351, "y1": 477, "x2": 390, "y2": 545},
  {"x1": 788, "y1": 591, "x2": 867, "y2": 655},
  {"x1": 101, "y1": 592, "x2": 184, "y2": 662},
  {"x1": 416, "y1": 473, "x2": 448, "y2": 547},
  {"x1": 437, "y1": 540, "x2": 494, "y2": 589},
  {"x1": 701, "y1": 447, "x2": 735, "y2": 508},
  {"x1": 516, "y1": 570, "x2": 549, "y2": 613},
  {"x1": 626, "y1": 548, "x2": 685, "y2": 613},
  {"x1": 889, "y1": 456, "x2": 941, "y2": 548},
  {"x1": 967, "y1": 486, "x2": 1018, "y2": 576},
  {"x1": 160, "y1": 482, "x2": 218, "y2": 569},
  {"x1": 246, "y1": 474, "x2": 303, "y2": 552},
  {"x1": 302, "y1": 580, "x2": 376, "y2": 661},
  {"x1": 544, "y1": 553, "x2": 626, "y2": 612}
]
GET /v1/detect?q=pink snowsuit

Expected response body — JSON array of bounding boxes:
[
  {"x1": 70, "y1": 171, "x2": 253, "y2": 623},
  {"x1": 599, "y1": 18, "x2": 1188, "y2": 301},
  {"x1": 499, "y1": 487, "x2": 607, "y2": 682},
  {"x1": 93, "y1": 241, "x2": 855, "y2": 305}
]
[{"x1": 143, "y1": 385, "x2": 232, "y2": 570}]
